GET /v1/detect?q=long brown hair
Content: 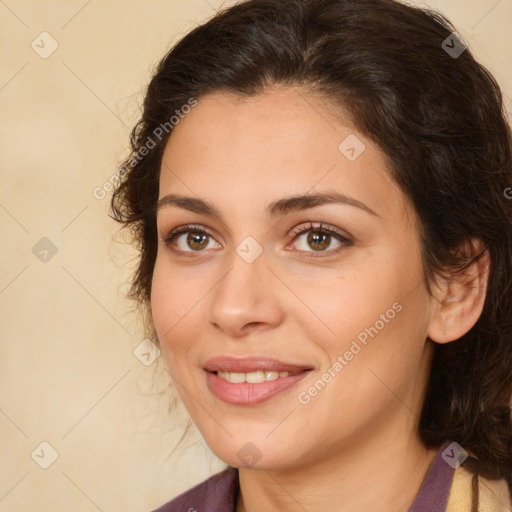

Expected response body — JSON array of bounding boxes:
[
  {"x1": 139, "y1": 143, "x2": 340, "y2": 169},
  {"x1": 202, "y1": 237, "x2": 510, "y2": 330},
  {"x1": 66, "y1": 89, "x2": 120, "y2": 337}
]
[{"x1": 111, "y1": 0, "x2": 512, "y2": 494}]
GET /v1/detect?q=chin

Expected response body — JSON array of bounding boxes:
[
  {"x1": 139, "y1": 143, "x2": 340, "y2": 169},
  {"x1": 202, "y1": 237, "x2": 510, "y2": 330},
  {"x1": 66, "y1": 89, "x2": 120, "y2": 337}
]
[{"x1": 199, "y1": 429, "x2": 305, "y2": 471}]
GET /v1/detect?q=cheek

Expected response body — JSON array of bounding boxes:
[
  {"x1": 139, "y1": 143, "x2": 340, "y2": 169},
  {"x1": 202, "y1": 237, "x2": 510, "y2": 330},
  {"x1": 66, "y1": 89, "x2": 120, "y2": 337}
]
[
  {"x1": 302, "y1": 266, "x2": 399, "y2": 345},
  {"x1": 150, "y1": 259, "x2": 195, "y2": 362},
  {"x1": 326, "y1": 284, "x2": 431, "y2": 410},
  {"x1": 314, "y1": 251, "x2": 429, "y2": 368},
  {"x1": 150, "y1": 262, "x2": 172, "y2": 336}
]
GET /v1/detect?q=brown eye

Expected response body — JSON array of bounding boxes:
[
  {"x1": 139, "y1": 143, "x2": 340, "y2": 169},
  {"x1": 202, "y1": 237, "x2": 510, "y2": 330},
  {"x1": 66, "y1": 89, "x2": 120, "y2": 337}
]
[
  {"x1": 288, "y1": 222, "x2": 352, "y2": 256},
  {"x1": 185, "y1": 232, "x2": 209, "y2": 250},
  {"x1": 164, "y1": 225, "x2": 219, "y2": 252},
  {"x1": 294, "y1": 229, "x2": 341, "y2": 252},
  {"x1": 306, "y1": 231, "x2": 332, "y2": 251}
]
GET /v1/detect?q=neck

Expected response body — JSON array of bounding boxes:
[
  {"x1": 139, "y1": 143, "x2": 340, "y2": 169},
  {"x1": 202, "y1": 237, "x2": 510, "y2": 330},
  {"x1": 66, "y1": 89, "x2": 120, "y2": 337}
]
[{"x1": 235, "y1": 429, "x2": 438, "y2": 512}]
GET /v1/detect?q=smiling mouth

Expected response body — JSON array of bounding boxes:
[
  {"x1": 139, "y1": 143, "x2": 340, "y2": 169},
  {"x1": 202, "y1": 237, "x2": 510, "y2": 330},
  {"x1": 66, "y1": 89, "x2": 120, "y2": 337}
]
[{"x1": 202, "y1": 356, "x2": 313, "y2": 405}]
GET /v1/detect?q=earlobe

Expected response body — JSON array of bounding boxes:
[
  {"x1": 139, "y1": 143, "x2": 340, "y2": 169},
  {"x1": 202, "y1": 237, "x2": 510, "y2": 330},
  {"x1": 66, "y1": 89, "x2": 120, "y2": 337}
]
[{"x1": 427, "y1": 240, "x2": 490, "y2": 345}]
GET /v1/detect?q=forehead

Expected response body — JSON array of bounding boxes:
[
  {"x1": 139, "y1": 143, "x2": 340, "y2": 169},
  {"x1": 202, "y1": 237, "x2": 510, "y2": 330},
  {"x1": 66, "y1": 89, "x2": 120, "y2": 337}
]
[
  {"x1": 162, "y1": 86, "x2": 355, "y2": 172},
  {"x1": 159, "y1": 87, "x2": 410, "y2": 224}
]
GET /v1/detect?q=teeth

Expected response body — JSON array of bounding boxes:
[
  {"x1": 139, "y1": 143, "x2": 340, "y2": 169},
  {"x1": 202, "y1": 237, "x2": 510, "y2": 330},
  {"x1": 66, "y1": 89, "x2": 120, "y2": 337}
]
[
  {"x1": 246, "y1": 371, "x2": 266, "y2": 383},
  {"x1": 229, "y1": 372, "x2": 246, "y2": 384},
  {"x1": 217, "y1": 370, "x2": 290, "y2": 383}
]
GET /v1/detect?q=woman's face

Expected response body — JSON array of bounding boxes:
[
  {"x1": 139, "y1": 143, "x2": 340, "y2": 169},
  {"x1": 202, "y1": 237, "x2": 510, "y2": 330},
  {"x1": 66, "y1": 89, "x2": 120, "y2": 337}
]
[{"x1": 151, "y1": 86, "x2": 436, "y2": 470}]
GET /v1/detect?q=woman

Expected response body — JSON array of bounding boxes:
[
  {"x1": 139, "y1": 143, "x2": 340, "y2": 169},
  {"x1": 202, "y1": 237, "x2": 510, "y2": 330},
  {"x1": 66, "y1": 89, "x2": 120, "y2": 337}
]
[{"x1": 111, "y1": 0, "x2": 512, "y2": 510}]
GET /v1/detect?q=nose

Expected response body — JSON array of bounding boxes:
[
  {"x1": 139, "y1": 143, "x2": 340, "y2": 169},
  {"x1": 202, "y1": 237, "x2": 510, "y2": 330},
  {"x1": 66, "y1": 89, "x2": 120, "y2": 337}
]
[{"x1": 207, "y1": 243, "x2": 285, "y2": 339}]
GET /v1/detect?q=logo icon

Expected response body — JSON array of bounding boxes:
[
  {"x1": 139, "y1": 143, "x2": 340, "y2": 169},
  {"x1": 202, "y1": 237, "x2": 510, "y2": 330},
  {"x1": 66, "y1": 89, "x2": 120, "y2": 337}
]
[
  {"x1": 133, "y1": 339, "x2": 160, "y2": 366},
  {"x1": 31, "y1": 32, "x2": 59, "y2": 59},
  {"x1": 441, "y1": 441, "x2": 468, "y2": 469},
  {"x1": 31, "y1": 441, "x2": 59, "y2": 469},
  {"x1": 441, "y1": 32, "x2": 467, "y2": 59},
  {"x1": 236, "y1": 236, "x2": 263, "y2": 264},
  {"x1": 338, "y1": 134, "x2": 366, "y2": 162},
  {"x1": 32, "y1": 237, "x2": 58, "y2": 263},
  {"x1": 237, "y1": 442, "x2": 263, "y2": 467}
]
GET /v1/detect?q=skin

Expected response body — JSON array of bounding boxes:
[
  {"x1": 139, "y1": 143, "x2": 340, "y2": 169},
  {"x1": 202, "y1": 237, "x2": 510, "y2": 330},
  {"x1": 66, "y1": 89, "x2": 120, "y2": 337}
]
[{"x1": 150, "y1": 86, "x2": 489, "y2": 512}]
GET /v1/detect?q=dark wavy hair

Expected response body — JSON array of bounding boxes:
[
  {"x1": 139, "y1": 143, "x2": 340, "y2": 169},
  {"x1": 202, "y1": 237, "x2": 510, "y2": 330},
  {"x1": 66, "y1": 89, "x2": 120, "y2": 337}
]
[{"x1": 111, "y1": 0, "x2": 512, "y2": 499}]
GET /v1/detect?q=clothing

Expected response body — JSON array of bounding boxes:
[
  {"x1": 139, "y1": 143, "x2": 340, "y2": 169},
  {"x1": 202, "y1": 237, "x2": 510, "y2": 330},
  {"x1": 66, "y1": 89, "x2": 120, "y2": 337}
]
[{"x1": 153, "y1": 441, "x2": 511, "y2": 512}]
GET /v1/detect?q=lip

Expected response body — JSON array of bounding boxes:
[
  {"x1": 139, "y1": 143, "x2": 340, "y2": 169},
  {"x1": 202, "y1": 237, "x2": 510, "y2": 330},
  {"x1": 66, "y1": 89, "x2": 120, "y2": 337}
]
[{"x1": 203, "y1": 356, "x2": 313, "y2": 405}]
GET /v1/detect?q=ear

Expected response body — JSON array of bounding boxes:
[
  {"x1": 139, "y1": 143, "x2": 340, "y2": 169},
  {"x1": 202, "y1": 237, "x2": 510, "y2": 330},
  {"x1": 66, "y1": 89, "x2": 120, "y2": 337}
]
[{"x1": 427, "y1": 239, "x2": 490, "y2": 344}]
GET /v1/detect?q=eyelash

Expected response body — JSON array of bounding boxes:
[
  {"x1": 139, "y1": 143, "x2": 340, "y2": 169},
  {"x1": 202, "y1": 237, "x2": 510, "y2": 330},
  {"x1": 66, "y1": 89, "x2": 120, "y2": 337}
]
[{"x1": 163, "y1": 222, "x2": 352, "y2": 257}]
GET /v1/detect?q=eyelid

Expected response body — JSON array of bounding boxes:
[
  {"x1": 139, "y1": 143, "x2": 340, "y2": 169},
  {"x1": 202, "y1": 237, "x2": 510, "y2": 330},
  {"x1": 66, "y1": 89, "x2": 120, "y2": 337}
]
[{"x1": 288, "y1": 221, "x2": 351, "y2": 243}]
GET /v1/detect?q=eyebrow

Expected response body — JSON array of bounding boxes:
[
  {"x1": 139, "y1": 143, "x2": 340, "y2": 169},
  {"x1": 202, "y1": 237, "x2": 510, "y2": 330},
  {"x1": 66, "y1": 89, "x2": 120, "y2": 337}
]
[{"x1": 156, "y1": 191, "x2": 379, "y2": 219}]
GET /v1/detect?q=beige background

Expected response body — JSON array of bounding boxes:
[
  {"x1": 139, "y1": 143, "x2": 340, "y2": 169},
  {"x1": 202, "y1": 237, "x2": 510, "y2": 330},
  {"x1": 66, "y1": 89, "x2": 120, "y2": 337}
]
[{"x1": 0, "y1": 1, "x2": 510, "y2": 511}]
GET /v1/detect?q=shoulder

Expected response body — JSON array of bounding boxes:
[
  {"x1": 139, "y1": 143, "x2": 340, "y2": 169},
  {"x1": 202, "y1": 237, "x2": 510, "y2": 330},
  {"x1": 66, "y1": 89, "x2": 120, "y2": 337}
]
[
  {"x1": 150, "y1": 466, "x2": 239, "y2": 512},
  {"x1": 446, "y1": 465, "x2": 511, "y2": 512}
]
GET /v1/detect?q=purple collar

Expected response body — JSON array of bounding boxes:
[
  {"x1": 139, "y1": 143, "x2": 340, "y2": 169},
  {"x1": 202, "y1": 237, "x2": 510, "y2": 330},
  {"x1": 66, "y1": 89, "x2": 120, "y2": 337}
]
[
  {"x1": 407, "y1": 440, "x2": 455, "y2": 512},
  {"x1": 153, "y1": 441, "x2": 454, "y2": 512}
]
